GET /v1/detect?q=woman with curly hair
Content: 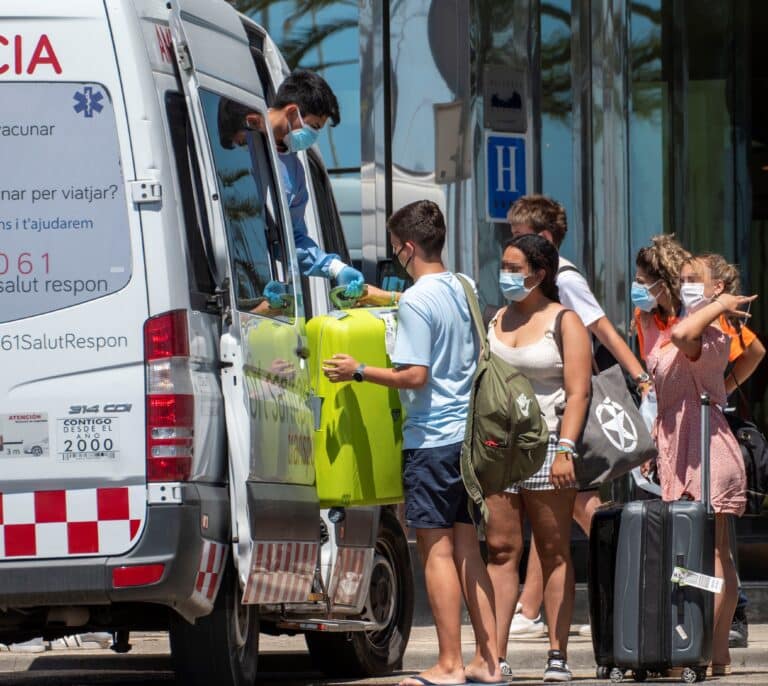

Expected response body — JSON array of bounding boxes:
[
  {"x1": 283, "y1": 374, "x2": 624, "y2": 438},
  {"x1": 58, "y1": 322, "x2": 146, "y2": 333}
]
[{"x1": 633, "y1": 237, "x2": 754, "y2": 674}]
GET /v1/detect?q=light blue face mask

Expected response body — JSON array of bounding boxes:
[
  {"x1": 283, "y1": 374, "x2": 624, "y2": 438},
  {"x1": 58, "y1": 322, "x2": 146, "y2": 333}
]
[
  {"x1": 631, "y1": 279, "x2": 660, "y2": 312},
  {"x1": 499, "y1": 271, "x2": 536, "y2": 302},
  {"x1": 285, "y1": 112, "x2": 320, "y2": 153}
]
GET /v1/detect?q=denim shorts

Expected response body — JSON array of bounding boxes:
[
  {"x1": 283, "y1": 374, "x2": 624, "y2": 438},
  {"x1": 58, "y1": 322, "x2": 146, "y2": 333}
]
[{"x1": 402, "y1": 441, "x2": 475, "y2": 529}]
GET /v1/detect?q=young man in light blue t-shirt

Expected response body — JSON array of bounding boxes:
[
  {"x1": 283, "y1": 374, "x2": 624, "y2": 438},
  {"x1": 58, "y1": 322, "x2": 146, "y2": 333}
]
[{"x1": 323, "y1": 200, "x2": 503, "y2": 686}]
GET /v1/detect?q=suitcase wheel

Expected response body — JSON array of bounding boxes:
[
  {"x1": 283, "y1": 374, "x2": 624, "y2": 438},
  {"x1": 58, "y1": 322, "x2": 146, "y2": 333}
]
[
  {"x1": 680, "y1": 667, "x2": 706, "y2": 683},
  {"x1": 609, "y1": 667, "x2": 625, "y2": 682},
  {"x1": 596, "y1": 665, "x2": 612, "y2": 679},
  {"x1": 632, "y1": 669, "x2": 647, "y2": 682}
]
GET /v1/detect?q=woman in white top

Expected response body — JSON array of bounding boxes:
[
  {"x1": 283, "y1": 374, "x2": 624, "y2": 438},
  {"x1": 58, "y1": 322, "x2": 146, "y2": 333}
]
[{"x1": 485, "y1": 234, "x2": 592, "y2": 683}]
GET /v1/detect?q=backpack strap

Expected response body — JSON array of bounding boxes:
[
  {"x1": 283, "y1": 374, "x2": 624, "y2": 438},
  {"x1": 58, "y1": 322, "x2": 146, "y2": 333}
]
[
  {"x1": 557, "y1": 264, "x2": 582, "y2": 277},
  {"x1": 456, "y1": 274, "x2": 491, "y2": 362},
  {"x1": 727, "y1": 366, "x2": 756, "y2": 423},
  {"x1": 454, "y1": 274, "x2": 491, "y2": 522}
]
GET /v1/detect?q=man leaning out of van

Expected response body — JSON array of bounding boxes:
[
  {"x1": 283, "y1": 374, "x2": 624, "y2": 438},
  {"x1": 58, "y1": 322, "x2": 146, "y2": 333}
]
[{"x1": 220, "y1": 69, "x2": 366, "y2": 306}]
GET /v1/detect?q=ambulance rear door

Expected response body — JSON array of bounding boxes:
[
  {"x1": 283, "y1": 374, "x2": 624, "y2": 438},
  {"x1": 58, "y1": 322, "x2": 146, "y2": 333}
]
[{"x1": 168, "y1": 0, "x2": 319, "y2": 591}]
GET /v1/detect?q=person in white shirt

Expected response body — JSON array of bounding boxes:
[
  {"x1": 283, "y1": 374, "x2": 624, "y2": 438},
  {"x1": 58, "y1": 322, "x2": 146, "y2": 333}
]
[{"x1": 498, "y1": 195, "x2": 651, "y2": 654}]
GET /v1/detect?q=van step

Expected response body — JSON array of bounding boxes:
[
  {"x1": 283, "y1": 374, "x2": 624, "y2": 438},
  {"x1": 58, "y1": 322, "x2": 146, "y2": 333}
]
[{"x1": 276, "y1": 618, "x2": 379, "y2": 633}]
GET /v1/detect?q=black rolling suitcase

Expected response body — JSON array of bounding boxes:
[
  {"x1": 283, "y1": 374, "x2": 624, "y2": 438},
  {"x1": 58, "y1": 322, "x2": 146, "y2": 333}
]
[
  {"x1": 588, "y1": 394, "x2": 717, "y2": 683},
  {"x1": 589, "y1": 502, "x2": 624, "y2": 680}
]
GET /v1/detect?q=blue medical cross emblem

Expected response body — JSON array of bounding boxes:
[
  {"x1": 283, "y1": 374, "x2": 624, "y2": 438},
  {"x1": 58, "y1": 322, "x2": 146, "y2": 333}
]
[{"x1": 73, "y1": 87, "x2": 104, "y2": 118}]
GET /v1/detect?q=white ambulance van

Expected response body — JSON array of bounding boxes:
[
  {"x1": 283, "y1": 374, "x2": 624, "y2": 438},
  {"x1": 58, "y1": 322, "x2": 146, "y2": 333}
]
[{"x1": 0, "y1": 1, "x2": 413, "y2": 684}]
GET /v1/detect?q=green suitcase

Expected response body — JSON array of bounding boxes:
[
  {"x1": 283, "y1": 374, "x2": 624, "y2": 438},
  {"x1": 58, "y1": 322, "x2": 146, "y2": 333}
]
[{"x1": 306, "y1": 308, "x2": 404, "y2": 507}]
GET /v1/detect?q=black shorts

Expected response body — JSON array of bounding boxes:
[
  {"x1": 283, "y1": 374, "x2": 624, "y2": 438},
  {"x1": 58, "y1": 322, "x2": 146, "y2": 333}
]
[{"x1": 402, "y1": 441, "x2": 475, "y2": 529}]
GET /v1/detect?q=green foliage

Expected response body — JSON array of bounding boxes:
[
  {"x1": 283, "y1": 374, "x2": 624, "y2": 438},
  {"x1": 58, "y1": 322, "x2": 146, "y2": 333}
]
[{"x1": 229, "y1": 0, "x2": 357, "y2": 70}]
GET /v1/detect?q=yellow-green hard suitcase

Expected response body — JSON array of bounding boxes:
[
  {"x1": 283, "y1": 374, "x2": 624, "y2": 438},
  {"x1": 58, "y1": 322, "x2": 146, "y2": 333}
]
[{"x1": 306, "y1": 308, "x2": 403, "y2": 506}]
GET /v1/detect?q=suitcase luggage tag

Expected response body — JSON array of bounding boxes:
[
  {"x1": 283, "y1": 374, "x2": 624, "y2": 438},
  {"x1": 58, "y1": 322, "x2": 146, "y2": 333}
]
[
  {"x1": 372, "y1": 311, "x2": 398, "y2": 357},
  {"x1": 670, "y1": 566, "x2": 723, "y2": 594}
]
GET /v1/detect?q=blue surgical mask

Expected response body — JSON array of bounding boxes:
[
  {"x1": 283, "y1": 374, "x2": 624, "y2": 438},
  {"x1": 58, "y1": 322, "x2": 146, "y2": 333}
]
[
  {"x1": 500, "y1": 271, "x2": 536, "y2": 302},
  {"x1": 631, "y1": 280, "x2": 660, "y2": 312},
  {"x1": 285, "y1": 112, "x2": 320, "y2": 153}
]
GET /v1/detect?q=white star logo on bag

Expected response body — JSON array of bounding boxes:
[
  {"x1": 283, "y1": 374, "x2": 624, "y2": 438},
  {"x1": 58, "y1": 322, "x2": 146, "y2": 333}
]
[
  {"x1": 594, "y1": 397, "x2": 639, "y2": 453},
  {"x1": 516, "y1": 394, "x2": 531, "y2": 418}
]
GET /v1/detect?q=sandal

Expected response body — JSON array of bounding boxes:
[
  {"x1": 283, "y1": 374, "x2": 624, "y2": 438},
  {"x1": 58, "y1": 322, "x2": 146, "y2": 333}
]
[{"x1": 707, "y1": 664, "x2": 732, "y2": 676}]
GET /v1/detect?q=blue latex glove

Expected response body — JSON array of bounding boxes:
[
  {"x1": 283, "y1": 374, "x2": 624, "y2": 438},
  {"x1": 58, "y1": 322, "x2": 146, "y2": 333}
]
[
  {"x1": 336, "y1": 266, "x2": 365, "y2": 298},
  {"x1": 264, "y1": 281, "x2": 288, "y2": 309}
]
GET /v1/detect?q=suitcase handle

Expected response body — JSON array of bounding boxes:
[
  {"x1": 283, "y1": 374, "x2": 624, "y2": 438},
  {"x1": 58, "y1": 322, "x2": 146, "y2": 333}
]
[
  {"x1": 329, "y1": 285, "x2": 367, "y2": 310},
  {"x1": 700, "y1": 393, "x2": 712, "y2": 514}
]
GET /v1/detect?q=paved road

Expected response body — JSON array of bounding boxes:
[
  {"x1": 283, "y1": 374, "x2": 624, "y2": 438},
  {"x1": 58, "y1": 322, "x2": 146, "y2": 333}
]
[{"x1": 0, "y1": 626, "x2": 766, "y2": 685}]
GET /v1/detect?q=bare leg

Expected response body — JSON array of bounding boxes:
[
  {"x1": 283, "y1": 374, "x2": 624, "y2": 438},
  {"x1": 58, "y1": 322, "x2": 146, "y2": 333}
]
[
  {"x1": 573, "y1": 490, "x2": 601, "y2": 536},
  {"x1": 455, "y1": 522, "x2": 502, "y2": 684},
  {"x1": 518, "y1": 490, "x2": 599, "y2": 622},
  {"x1": 523, "y1": 488, "x2": 576, "y2": 655},
  {"x1": 484, "y1": 492, "x2": 525, "y2": 657},
  {"x1": 399, "y1": 528, "x2": 466, "y2": 686},
  {"x1": 712, "y1": 514, "x2": 738, "y2": 667},
  {"x1": 517, "y1": 533, "x2": 545, "y2": 619}
]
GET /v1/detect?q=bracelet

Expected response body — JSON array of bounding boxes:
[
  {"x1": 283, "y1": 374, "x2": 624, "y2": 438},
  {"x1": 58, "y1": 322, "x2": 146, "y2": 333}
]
[
  {"x1": 389, "y1": 291, "x2": 398, "y2": 306},
  {"x1": 634, "y1": 371, "x2": 651, "y2": 386},
  {"x1": 558, "y1": 438, "x2": 576, "y2": 450}
]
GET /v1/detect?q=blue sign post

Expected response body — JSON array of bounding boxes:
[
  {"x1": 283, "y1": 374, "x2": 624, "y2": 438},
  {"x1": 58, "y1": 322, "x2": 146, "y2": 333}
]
[{"x1": 485, "y1": 132, "x2": 527, "y2": 222}]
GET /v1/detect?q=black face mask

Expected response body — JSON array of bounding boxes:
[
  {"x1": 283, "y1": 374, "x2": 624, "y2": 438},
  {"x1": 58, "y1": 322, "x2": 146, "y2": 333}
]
[{"x1": 393, "y1": 244, "x2": 413, "y2": 282}]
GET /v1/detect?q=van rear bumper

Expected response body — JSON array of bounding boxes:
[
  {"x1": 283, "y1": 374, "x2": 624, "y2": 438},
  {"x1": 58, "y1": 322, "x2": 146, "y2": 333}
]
[{"x1": 0, "y1": 482, "x2": 229, "y2": 621}]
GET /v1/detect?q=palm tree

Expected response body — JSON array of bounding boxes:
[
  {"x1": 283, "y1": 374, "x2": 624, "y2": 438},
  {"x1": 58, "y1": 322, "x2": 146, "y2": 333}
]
[{"x1": 230, "y1": 0, "x2": 357, "y2": 71}]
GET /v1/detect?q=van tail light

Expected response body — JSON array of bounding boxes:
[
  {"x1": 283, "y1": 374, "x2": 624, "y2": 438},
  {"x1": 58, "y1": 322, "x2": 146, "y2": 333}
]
[
  {"x1": 112, "y1": 564, "x2": 165, "y2": 588},
  {"x1": 144, "y1": 311, "x2": 193, "y2": 482}
]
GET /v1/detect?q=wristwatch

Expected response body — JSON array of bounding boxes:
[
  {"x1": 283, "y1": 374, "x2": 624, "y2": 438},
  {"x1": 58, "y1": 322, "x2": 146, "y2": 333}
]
[{"x1": 353, "y1": 364, "x2": 366, "y2": 382}]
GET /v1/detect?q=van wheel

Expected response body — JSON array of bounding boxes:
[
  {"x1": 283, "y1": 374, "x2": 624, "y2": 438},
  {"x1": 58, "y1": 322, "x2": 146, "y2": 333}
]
[
  {"x1": 170, "y1": 558, "x2": 259, "y2": 686},
  {"x1": 305, "y1": 509, "x2": 413, "y2": 677}
]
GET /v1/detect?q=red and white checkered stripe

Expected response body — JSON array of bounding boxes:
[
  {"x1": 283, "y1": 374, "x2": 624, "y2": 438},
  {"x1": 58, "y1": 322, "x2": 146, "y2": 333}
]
[
  {"x1": 329, "y1": 547, "x2": 371, "y2": 608},
  {"x1": 242, "y1": 541, "x2": 317, "y2": 605},
  {"x1": 0, "y1": 486, "x2": 145, "y2": 560},
  {"x1": 191, "y1": 539, "x2": 226, "y2": 604}
]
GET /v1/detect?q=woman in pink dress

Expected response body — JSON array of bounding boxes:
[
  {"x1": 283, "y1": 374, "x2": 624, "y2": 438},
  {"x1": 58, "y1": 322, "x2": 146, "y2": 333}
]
[{"x1": 634, "y1": 236, "x2": 753, "y2": 673}]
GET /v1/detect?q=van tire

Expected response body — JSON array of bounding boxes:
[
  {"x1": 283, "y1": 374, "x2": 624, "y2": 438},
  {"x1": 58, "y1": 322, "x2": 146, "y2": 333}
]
[
  {"x1": 305, "y1": 509, "x2": 413, "y2": 677},
  {"x1": 169, "y1": 558, "x2": 259, "y2": 686}
]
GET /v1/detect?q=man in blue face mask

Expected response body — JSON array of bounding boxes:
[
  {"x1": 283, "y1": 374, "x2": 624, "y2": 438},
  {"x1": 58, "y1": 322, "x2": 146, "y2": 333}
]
[{"x1": 266, "y1": 70, "x2": 364, "y2": 296}]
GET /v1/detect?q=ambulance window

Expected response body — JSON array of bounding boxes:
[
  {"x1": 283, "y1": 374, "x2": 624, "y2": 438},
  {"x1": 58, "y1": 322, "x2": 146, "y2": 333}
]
[
  {"x1": 0, "y1": 82, "x2": 132, "y2": 324},
  {"x1": 199, "y1": 91, "x2": 295, "y2": 320},
  {"x1": 165, "y1": 92, "x2": 216, "y2": 304}
]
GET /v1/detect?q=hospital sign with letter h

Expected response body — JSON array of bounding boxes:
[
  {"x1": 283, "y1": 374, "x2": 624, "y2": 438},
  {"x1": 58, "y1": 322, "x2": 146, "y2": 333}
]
[{"x1": 485, "y1": 132, "x2": 527, "y2": 222}]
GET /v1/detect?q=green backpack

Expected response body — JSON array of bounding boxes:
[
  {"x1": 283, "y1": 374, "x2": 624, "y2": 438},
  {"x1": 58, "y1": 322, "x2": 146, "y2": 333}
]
[{"x1": 456, "y1": 275, "x2": 549, "y2": 520}]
